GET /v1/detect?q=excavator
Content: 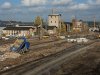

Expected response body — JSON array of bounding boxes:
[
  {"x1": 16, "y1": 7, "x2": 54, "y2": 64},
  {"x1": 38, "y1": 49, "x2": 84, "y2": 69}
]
[{"x1": 10, "y1": 37, "x2": 30, "y2": 53}]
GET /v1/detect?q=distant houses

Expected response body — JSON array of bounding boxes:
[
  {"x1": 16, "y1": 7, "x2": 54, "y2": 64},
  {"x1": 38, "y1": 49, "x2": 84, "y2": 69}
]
[
  {"x1": 72, "y1": 18, "x2": 89, "y2": 33},
  {"x1": 0, "y1": 17, "x2": 89, "y2": 38},
  {"x1": 0, "y1": 13, "x2": 96, "y2": 37},
  {"x1": 72, "y1": 19, "x2": 83, "y2": 32}
]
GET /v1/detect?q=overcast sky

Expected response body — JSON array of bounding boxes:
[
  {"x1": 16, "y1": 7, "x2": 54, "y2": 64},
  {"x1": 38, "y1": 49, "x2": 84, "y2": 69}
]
[{"x1": 0, "y1": 0, "x2": 100, "y2": 22}]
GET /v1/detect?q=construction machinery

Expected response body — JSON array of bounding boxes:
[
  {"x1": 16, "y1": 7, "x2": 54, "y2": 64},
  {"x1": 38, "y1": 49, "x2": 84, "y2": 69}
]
[{"x1": 10, "y1": 37, "x2": 30, "y2": 53}]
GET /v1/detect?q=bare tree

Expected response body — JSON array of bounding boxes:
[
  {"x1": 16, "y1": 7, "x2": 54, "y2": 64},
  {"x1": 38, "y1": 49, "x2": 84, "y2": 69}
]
[{"x1": 34, "y1": 16, "x2": 43, "y2": 39}]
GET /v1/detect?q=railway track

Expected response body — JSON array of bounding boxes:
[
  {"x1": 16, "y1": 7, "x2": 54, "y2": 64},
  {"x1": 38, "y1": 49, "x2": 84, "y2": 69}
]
[
  {"x1": 29, "y1": 39, "x2": 67, "y2": 51},
  {"x1": 0, "y1": 41, "x2": 96, "y2": 75}
]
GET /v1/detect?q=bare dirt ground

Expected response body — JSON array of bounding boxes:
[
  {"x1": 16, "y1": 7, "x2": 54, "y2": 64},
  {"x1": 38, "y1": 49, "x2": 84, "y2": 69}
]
[
  {"x1": 0, "y1": 38, "x2": 74, "y2": 71},
  {"x1": 56, "y1": 42, "x2": 100, "y2": 75},
  {"x1": 0, "y1": 37, "x2": 97, "y2": 74}
]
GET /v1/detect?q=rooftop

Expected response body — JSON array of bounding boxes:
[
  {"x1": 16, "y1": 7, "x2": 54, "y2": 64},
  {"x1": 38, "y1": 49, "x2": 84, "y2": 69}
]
[
  {"x1": 48, "y1": 14, "x2": 61, "y2": 16},
  {"x1": 47, "y1": 26, "x2": 57, "y2": 30},
  {"x1": 3, "y1": 27, "x2": 34, "y2": 30}
]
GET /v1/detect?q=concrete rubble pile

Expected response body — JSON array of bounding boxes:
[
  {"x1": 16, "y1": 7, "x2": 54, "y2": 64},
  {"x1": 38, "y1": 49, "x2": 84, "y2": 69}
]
[
  {"x1": 0, "y1": 44, "x2": 21, "y2": 61},
  {"x1": 0, "y1": 44, "x2": 10, "y2": 52},
  {"x1": 0, "y1": 52, "x2": 21, "y2": 61}
]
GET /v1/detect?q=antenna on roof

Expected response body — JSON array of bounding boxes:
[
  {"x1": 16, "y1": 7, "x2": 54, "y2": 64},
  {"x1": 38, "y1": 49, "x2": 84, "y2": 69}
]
[
  {"x1": 71, "y1": 15, "x2": 76, "y2": 20},
  {"x1": 52, "y1": 8, "x2": 56, "y2": 14},
  {"x1": 52, "y1": 8, "x2": 54, "y2": 14}
]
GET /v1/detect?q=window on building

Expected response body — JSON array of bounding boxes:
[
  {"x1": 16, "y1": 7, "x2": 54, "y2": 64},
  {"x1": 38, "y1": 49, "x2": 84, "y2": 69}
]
[
  {"x1": 51, "y1": 21, "x2": 52, "y2": 23},
  {"x1": 55, "y1": 16, "x2": 56, "y2": 18},
  {"x1": 55, "y1": 21, "x2": 56, "y2": 23},
  {"x1": 51, "y1": 16, "x2": 52, "y2": 18}
]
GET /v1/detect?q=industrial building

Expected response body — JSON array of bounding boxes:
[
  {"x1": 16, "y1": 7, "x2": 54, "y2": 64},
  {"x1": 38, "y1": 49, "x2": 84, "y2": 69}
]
[{"x1": 3, "y1": 27, "x2": 35, "y2": 37}]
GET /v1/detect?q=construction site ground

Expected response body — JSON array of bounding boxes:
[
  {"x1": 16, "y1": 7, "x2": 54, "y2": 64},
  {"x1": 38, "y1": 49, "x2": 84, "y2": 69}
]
[
  {"x1": 55, "y1": 42, "x2": 100, "y2": 75},
  {"x1": 0, "y1": 38, "x2": 100, "y2": 75},
  {"x1": 0, "y1": 38, "x2": 74, "y2": 71}
]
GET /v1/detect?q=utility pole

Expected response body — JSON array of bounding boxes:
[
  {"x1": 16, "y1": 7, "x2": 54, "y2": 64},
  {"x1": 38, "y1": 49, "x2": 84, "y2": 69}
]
[
  {"x1": 41, "y1": 19, "x2": 43, "y2": 39},
  {"x1": 59, "y1": 14, "x2": 61, "y2": 36},
  {"x1": 52, "y1": 8, "x2": 54, "y2": 14},
  {"x1": 39, "y1": 18, "x2": 43, "y2": 40},
  {"x1": 93, "y1": 16, "x2": 96, "y2": 28},
  {"x1": 52, "y1": 8, "x2": 56, "y2": 14}
]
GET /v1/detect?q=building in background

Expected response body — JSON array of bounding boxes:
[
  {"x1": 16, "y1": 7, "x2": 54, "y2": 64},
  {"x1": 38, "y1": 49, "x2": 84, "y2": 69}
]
[
  {"x1": 72, "y1": 17, "x2": 89, "y2": 33},
  {"x1": 47, "y1": 26, "x2": 57, "y2": 35},
  {"x1": 3, "y1": 27, "x2": 36, "y2": 37},
  {"x1": 48, "y1": 14, "x2": 61, "y2": 27},
  {"x1": 72, "y1": 19, "x2": 83, "y2": 32},
  {"x1": 64, "y1": 22, "x2": 72, "y2": 32},
  {"x1": 0, "y1": 20, "x2": 36, "y2": 37},
  {"x1": 48, "y1": 14, "x2": 61, "y2": 35}
]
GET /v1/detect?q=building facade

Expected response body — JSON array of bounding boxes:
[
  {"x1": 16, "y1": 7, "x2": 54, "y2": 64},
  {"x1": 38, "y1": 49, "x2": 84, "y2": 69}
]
[
  {"x1": 47, "y1": 26, "x2": 57, "y2": 35},
  {"x1": 48, "y1": 14, "x2": 61, "y2": 35},
  {"x1": 48, "y1": 14, "x2": 61, "y2": 28},
  {"x1": 3, "y1": 27, "x2": 36, "y2": 37},
  {"x1": 72, "y1": 19, "x2": 84, "y2": 32},
  {"x1": 64, "y1": 22, "x2": 72, "y2": 32}
]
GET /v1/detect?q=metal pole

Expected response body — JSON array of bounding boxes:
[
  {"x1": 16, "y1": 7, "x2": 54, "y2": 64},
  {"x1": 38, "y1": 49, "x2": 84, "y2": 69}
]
[
  {"x1": 94, "y1": 16, "x2": 96, "y2": 28},
  {"x1": 59, "y1": 15, "x2": 61, "y2": 36}
]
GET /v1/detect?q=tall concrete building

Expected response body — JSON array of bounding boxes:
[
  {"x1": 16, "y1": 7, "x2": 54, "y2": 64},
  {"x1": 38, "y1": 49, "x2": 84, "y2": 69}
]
[{"x1": 48, "y1": 14, "x2": 61, "y2": 28}]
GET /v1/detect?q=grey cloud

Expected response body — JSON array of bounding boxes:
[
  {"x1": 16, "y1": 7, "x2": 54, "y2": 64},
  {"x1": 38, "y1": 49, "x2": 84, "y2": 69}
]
[{"x1": 1, "y1": 2, "x2": 12, "y2": 9}]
